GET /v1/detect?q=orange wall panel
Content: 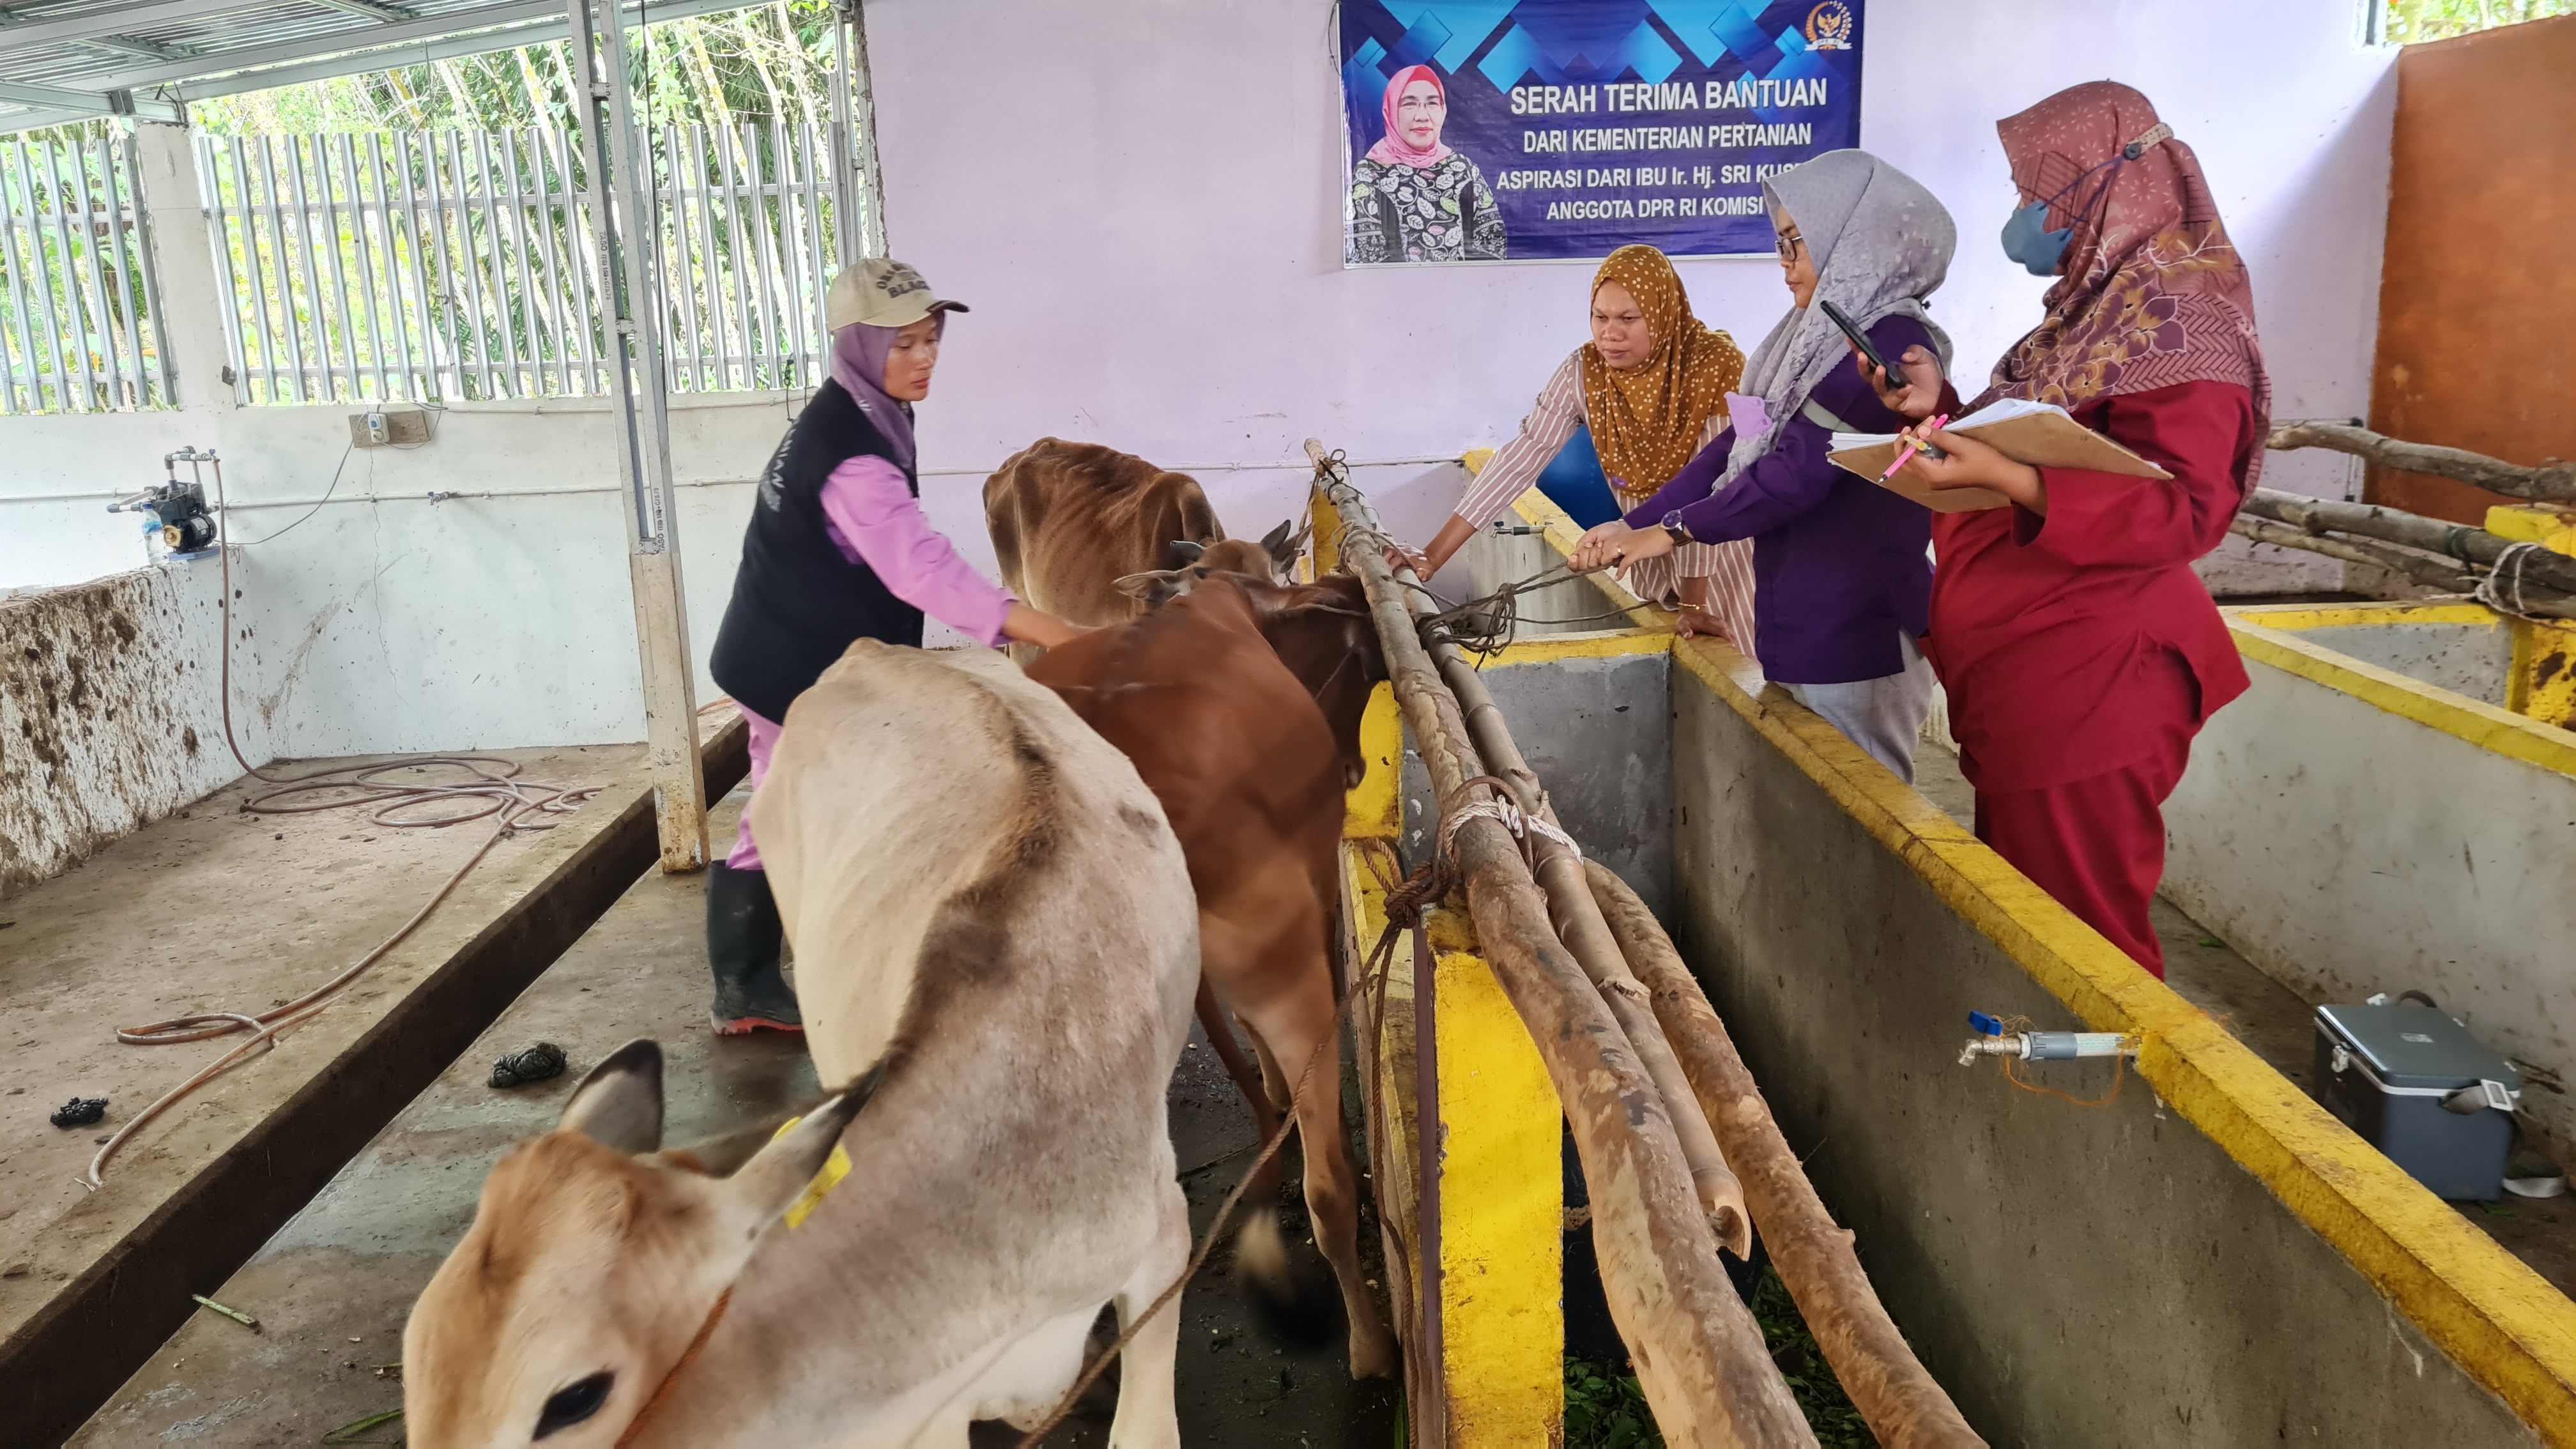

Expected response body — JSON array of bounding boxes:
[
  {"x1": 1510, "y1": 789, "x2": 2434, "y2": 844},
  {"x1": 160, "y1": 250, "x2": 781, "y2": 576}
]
[{"x1": 2368, "y1": 15, "x2": 2576, "y2": 522}]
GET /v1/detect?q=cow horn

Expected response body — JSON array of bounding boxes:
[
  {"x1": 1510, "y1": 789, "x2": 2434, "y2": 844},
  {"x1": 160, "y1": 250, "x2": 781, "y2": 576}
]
[{"x1": 1169, "y1": 539, "x2": 1206, "y2": 564}]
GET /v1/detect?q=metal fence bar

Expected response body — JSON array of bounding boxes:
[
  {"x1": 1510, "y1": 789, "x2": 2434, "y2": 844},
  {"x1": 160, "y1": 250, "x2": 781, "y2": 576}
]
[
  {"x1": 167, "y1": 121, "x2": 833, "y2": 408},
  {"x1": 0, "y1": 130, "x2": 165, "y2": 413},
  {"x1": 1, "y1": 146, "x2": 43, "y2": 411},
  {"x1": 65, "y1": 139, "x2": 123, "y2": 407},
  {"x1": 103, "y1": 133, "x2": 153, "y2": 409},
  {"x1": 38, "y1": 141, "x2": 103, "y2": 406}
]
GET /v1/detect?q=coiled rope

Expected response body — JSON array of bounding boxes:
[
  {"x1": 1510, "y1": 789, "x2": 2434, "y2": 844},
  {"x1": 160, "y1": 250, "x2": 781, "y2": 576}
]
[{"x1": 83, "y1": 457, "x2": 599, "y2": 1190}]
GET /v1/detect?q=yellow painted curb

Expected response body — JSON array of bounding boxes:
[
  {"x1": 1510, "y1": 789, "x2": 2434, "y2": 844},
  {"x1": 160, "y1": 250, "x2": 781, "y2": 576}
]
[
  {"x1": 2223, "y1": 601, "x2": 2506, "y2": 631},
  {"x1": 2228, "y1": 619, "x2": 2576, "y2": 781}
]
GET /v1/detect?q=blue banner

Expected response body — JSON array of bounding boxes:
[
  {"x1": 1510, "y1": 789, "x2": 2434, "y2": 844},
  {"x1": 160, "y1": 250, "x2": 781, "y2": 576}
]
[{"x1": 1340, "y1": 1, "x2": 1867, "y2": 264}]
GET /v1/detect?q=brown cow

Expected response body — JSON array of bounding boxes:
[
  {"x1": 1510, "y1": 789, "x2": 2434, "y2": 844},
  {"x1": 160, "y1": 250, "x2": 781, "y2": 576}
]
[
  {"x1": 1026, "y1": 573, "x2": 1396, "y2": 1381},
  {"x1": 984, "y1": 438, "x2": 1303, "y2": 628}
]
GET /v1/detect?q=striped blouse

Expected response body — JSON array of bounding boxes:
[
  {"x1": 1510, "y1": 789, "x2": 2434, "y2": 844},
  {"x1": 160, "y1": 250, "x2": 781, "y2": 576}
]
[{"x1": 1453, "y1": 350, "x2": 1760, "y2": 664}]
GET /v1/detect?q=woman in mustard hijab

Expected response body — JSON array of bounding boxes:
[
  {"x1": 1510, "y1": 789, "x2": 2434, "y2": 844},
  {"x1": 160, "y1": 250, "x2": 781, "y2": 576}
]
[{"x1": 1396, "y1": 245, "x2": 1754, "y2": 654}]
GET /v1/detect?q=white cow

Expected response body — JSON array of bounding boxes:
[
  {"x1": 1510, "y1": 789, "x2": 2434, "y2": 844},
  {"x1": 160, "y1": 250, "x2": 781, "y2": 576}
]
[{"x1": 403, "y1": 643, "x2": 1200, "y2": 1446}]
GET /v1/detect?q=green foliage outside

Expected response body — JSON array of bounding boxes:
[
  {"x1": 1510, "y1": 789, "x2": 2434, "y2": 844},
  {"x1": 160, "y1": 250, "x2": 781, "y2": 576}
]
[
  {"x1": 2379, "y1": 0, "x2": 2573, "y2": 43},
  {"x1": 1565, "y1": 1267, "x2": 1874, "y2": 1448}
]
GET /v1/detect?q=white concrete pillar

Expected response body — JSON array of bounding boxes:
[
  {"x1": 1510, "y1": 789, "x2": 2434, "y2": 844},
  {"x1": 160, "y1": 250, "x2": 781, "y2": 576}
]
[{"x1": 128, "y1": 118, "x2": 236, "y2": 413}]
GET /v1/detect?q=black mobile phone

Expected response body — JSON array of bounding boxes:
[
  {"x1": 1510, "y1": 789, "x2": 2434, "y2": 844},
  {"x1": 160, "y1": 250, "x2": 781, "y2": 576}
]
[{"x1": 1818, "y1": 298, "x2": 1902, "y2": 381}]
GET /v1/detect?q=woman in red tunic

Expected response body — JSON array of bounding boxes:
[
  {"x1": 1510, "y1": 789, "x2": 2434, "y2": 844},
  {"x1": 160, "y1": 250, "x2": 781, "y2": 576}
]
[{"x1": 1870, "y1": 81, "x2": 2270, "y2": 976}]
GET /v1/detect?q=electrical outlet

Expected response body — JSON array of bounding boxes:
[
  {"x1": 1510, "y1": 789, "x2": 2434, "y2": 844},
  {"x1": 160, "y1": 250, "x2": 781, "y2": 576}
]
[{"x1": 349, "y1": 409, "x2": 434, "y2": 448}]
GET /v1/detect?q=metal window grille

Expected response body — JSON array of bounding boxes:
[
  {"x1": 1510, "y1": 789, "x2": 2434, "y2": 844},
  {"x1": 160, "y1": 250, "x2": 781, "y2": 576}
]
[
  {"x1": 0, "y1": 131, "x2": 172, "y2": 416},
  {"x1": 197, "y1": 121, "x2": 847, "y2": 405}
]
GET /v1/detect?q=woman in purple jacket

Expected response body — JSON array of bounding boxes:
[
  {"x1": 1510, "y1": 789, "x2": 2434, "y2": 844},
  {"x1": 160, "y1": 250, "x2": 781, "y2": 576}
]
[
  {"x1": 702, "y1": 259, "x2": 1081, "y2": 1034},
  {"x1": 1571, "y1": 151, "x2": 1954, "y2": 783}
]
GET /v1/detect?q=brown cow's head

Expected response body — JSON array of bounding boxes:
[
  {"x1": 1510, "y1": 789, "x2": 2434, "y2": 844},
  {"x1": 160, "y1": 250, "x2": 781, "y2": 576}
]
[
  {"x1": 403, "y1": 1041, "x2": 871, "y2": 1448},
  {"x1": 1125, "y1": 519, "x2": 1312, "y2": 604}
]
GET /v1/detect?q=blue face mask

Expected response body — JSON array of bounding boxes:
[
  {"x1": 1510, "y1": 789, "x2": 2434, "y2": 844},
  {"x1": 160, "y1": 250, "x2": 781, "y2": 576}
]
[
  {"x1": 2000, "y1": 201, "x2": 2070, "y2": 277},
  {"x1": 1997, "y1": 126, "x2": 2172, "y2": 279}
]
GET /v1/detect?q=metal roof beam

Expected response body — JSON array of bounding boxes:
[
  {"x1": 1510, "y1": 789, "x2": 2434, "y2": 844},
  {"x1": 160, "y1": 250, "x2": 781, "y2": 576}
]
[
  {"x1": 79, "y1": 33, "x2": 199, "y2": 60},
  {"x1": 309, "y1": 0, "x2": 411, "y2": 21},
  {"x1": 63, "y1": 0, "x2": 753, "y2": 96},
  {"x1": 0, "y1": 77, "x2": 183, "y2": 120},
  {"x1": 0, "y1": 0, "x2": 256, "y2": 50},
  {"x1": 170, "y1": 0, "x2": 748, "y2": 101}
]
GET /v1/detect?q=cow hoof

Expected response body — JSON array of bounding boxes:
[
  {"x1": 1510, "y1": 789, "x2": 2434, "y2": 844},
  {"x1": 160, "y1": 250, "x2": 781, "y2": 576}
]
[
  {"x1": 1348, "y1": 1331, "x2": 1399, "y2": 1381},
  {"x1": 710, "y1": 1012, "x2": 805, "y2": 1037}
]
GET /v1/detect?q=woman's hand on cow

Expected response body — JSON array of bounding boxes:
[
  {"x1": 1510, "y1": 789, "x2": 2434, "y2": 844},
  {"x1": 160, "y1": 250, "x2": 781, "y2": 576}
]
[
  {"x1": 1893, "y1": 424, "x2": 2046, "y2": 514},
  {"x1": 1858, "y1": 344, "x2": 1945, "y2": 422},
  {"x1": 1002, "y1": 604, "x2": 1087, "y2": 651}
]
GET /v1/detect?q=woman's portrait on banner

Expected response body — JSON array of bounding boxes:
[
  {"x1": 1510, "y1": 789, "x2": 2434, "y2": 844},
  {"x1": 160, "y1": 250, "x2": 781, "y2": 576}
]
[{"x1": 1346, "y1": 63, "x2": 1508, "y2": 264}]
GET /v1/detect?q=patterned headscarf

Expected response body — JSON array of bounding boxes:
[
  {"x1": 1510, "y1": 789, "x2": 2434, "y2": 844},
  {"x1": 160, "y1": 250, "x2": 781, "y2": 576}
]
[
  {"x1": 1581, "y1": 245, "x2": 1745, "y2": 504},
  {"x1": 1715, "y1": 150, "x2": 1954, "y2": 493},
  {"x1": 1975, "y1": 81, "x2": 2271, "y2": 490},
  {"x1": 1366, "y1": 66, "x2": 1455, "y2": 171}
]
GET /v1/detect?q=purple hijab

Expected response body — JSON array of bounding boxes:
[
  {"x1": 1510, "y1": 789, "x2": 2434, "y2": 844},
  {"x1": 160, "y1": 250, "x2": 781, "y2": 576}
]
[{"x1": 828, "y1": 316, "x2": 939, "y2": 470}]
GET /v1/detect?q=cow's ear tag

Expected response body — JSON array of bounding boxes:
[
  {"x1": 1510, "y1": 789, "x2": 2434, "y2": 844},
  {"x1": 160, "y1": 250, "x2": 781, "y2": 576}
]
[{"x1": 770, "y1": 1116, "x2": 854, "y2": 1229}]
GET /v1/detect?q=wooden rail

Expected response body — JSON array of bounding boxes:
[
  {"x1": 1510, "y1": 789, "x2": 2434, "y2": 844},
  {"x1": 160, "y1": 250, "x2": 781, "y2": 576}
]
[
  {"x1": 1312, "y1": 444, "x2": 1814, "y2": 1446},
  {"x1": 1588, "y1": 863, "x2": 1988, "y2": 1448},
  {"x1": 2267, "y1": 420, "x2": 2575, "y2": 503}
]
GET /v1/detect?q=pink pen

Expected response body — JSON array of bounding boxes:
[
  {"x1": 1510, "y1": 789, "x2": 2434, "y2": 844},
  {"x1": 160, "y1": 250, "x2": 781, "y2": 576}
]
[{"x1": 1882, "y1": 413, "x2": 1950, "y2": 481}]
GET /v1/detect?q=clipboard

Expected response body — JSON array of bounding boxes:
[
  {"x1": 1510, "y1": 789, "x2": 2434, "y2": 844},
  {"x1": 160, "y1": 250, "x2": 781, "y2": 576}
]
[{"x1": 1827, "y1": 400, "x2": 2172, "y2": 512}]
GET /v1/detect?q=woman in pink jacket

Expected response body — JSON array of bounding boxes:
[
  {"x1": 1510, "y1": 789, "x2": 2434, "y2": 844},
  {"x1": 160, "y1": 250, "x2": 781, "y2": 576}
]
[{"x1": 703, "y1": 259, "x2": 1080, "y2": 1034}]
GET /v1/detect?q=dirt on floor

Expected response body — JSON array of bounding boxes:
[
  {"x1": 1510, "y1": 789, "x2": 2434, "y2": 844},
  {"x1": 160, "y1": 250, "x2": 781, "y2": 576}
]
[{"x1": 0, "y1": 742, "x2": 647, "y2": 1341}]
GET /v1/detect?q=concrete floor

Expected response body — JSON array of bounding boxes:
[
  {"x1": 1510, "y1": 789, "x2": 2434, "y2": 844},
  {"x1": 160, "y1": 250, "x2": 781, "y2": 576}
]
[
  {"x1": 0, "y1": 735, "x2": 716, "y2": 1445},
  {"x1": 73, "y1": 790, "x2": 1400, "y2": 1446},
  {"x1": 1912, "y1": 744, "x2": 2575, "y2": 1299}
]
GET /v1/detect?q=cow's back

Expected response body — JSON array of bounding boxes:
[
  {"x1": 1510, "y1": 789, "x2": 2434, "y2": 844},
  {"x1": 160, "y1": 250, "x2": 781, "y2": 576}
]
[
  {"x1": 984, "y1": 438, "x2": 1221, "y2": 626},
  {"x1": 752, "y1": 641, "x2": 1197, "y2": 1087},
  {"x1": 1027, "y1": 583, "x2": 1345, "y2": 911},
  {"x1": 650, "y1": 642, "x2": 1200, "y2": 1433}
]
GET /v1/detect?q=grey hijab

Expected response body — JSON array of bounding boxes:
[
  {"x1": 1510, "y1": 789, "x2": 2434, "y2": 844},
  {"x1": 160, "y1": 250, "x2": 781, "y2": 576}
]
[{"x1": 1713, "y1": 150, "x2": 1956, "y2": 489}]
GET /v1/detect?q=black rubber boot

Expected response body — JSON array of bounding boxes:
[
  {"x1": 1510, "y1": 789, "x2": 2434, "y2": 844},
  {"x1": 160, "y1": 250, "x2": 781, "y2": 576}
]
[{"x1": 707, "y1": 861, "x2": 801, "y2": 1035}]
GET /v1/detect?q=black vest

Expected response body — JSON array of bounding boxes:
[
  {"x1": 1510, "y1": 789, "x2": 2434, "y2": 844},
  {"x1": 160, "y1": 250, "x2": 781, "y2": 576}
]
[{"x1": 709, "y1": 381, "x2": 925, "y2": 723}]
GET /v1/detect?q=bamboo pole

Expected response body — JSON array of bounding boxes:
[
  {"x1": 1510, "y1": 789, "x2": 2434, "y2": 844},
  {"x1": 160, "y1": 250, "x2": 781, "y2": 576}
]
[
  {"x1": 1414, "y1": 602, "x2": 1751, "y2": 1258},
  {"x1": 1586, "y1": 862, "x2": 1988, "y2": 1449},
  {"x1": 2239, "y1": 487, "x2": 2576, "y2": 597},
  {"x1": 2227, "y1": 516, "x2": 2576, "y2": 620},
  {"x1": 1314, "y1": 445, "x2": 1813, "y2": 1446},
  {"x1": 2267, "y1": 420, "x2": 2576, "y2": 503}
]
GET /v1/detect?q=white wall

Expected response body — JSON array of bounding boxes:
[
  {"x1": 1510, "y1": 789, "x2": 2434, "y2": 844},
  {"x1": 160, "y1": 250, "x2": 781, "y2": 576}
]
[
  {"x1": 864, "y1": 0, "x2": 2396, "y2": 592},
  {"x1": 0, "y1": 0, "x2": 2398, "y2": 762}
]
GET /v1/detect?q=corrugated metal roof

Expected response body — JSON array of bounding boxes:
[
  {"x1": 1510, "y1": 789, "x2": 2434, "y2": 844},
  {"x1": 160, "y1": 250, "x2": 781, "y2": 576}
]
[{"x1": 0, "y1": 0, "x2": 749, "y2": 132}]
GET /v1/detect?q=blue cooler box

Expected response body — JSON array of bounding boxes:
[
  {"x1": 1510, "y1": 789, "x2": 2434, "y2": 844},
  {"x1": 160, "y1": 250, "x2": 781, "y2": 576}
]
[{"x1": 2312, "y1": 1001, "x2": 2521, "y2": 1201}]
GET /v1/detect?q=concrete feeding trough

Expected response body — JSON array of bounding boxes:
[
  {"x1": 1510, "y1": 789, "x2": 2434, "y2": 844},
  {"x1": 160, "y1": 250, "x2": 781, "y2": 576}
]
[
  {"x1": 1340, "y1": 485, "x2": 2575, "y2": 1443},
  {"x1": 2166, "y1": 601, "x2": 2576, "y2": 1164}
]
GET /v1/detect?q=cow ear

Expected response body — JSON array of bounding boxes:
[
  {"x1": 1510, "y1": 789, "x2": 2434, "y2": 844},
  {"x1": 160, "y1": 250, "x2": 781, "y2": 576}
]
[
  {"x1": 1116, "y1": 569, "x2": 1188, "y2": 606},
  {"x1": 1259, "y1": 519, "x2": 1294, "y2": 558},
  {"x1": 1167, "y1": 539, "x2": 1206, "y2": 565},
  {"x1": 558, "y1": 1039, "x2": 664, "y2": 1155},
  {"x1": 724, "y1": 1066, "x2": 882, "y2": 1223}
]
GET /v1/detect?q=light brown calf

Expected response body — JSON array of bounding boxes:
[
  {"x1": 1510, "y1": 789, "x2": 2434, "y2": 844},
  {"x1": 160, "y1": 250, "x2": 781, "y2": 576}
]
[
  {"x1": 983, "y1": 437, "x2": 1302, "y2": 628},
  {"x1": 404, "y1": 646, "x2": 1200, "y2": 1446}
]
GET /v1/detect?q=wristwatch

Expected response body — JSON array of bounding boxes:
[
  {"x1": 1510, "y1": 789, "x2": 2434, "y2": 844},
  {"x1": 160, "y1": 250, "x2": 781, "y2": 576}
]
[{"x1": 1659, "y1": 512, "x2": 1693, "y2": 546}]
